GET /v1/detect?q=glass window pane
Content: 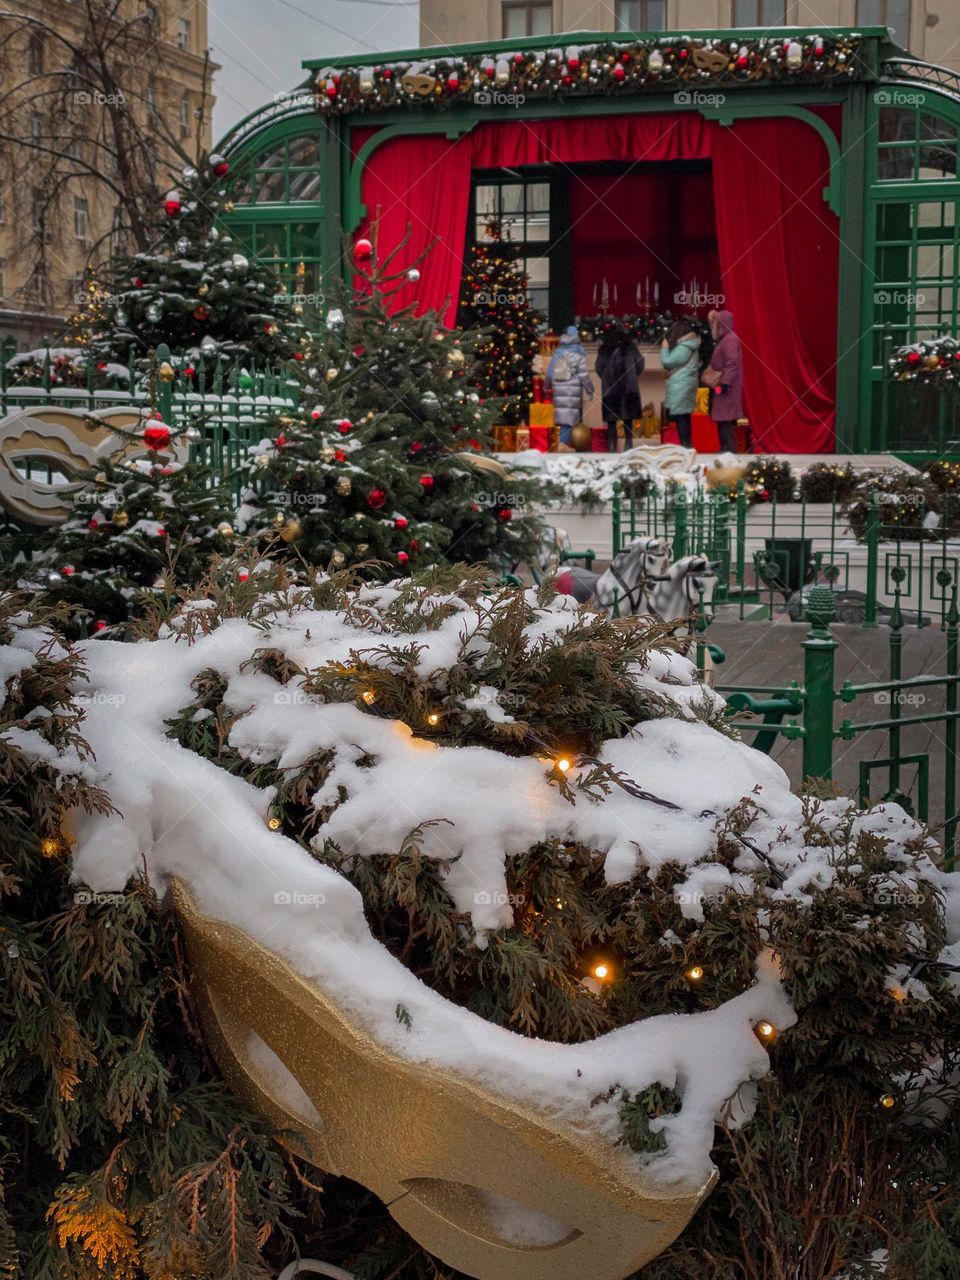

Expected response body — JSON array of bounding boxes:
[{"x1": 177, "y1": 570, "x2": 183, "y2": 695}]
[
  {"x1": 916, "y1": 245, "x2": 954, "y2": 278},
  {"x1": 880, "y1": 107, "x2": 918, "y2": 142},
  {"x1": 290, "y1": 222, "x2": 323, "y2": 259},
  {"x1": 526, "y1": 182, "x2": 551, "y2": 211},
  {"x1": 530, "y1": 4, "x2": 552, "y2": 35},
  {"x1": 501, "y1": 185, "x2": 524, "y2": 214},
  {"x1": 887, "y1": 0, "x2": 912, "y2": 41},
  {"x1": 732, "y1": 0, "x2": 755, "y2": 23},
  {"x1": 876, "y1": 202, "x2": 911, "y2": 240},
  {"x1": 476, "y1": 185, "x2": 498, "y2": 215},
  {"x1": 646, "y1": 0, "x2": 666, "y2": 26},
  {"x1": 615, "y1": 0, "x2": 639, "y2": 29},
  {"x1": 919, "y1": 147, "x2": 958, "y2": 180},
  {"x1": 525, "y1": 256, "x2": 549, "y2": 287},
  {"x1": 877, "y1": 244, "x2": 910, "y2": 279},
  {"x1": 256, "y1": 226, "x2": 286, "y2": 258},
  {"x1": 290, "y1": 172, "x2": 321, "y2": 201},
  {"x1": 503, "y1": 6, "x2": 526, "y2": 37},
  {"x1": 760, "y1": 0, "x2": 785, "y2": 23},
  {"x1": 914, "y1": 201, "x2": 954, "y2": 229},
  {"x1": 857, "y1": 0, "x2": 881, "y2": 22},
  {"x1": 288, "y1": 136, "x2": 319, "y2": 167},
  {"x1": 255, "y1": 169, "x2": 287, "y2": 202},
  {"x1": 525, "y1": 212, "x2": 549, "y2": 241},
  {"x1": 878, "y1": 146, "x2": 915, "y2": 180}
]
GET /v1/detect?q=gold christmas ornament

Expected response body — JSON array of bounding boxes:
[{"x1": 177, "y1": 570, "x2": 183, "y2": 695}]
[
  {"x1": 174, "y1": 883, "x2": 716, "y2": 1280},
  {"x1": 223, "y1": 200, "x2": 235, "y2": 212},
  {"x1": 280, "y1": 518, "x2": 302, "y2": 543},
  {"x1": 321, "y1": 447, "x2": 336, "y2": 463},
  {"x1": 330, "y1": 549, "x2": 346, "y2": 567},
  {"x1": 254, "y1": 454, "x2": 270, "y2": 468},
  {"x1": 569, "y1": 423, "x2": 592, "y2": 452},
  {"x1": 40, "y1": 837, "x2": 63, "y2": 858},
  {"x1": 357, "y1": 543, "x2": 369, "y2": 555},
  {"x1": 336, "y1": 475, "x2": 352, "y2": 496},
  {"x1": 113, "y1": 510, "x2": 129, "y2": 528},
  {"x1": 157, "y1": 361, "x2": 176, "y2": 383},
  {"x1": 217, "y1": 520, "x2": 235, "y2": 537},
  {"x1": 198, "y1": 283, "x2": 209, "y2": 296},
  {"x1": 273, "y1": 511, "x2": 287, "y2": 529},
  {"x1": 447, "y1": 346, "x2": 466, "y2": 371},
  {"x1": 325, "y1": 367, "x2": 339, "y2": 383}
]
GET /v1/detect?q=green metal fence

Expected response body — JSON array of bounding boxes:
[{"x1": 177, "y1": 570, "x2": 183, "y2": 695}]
[
  {"x1": 612, "y1": 480, "x2": 960, "y2": 627},
  {"x1": 714, "y1": 584, "x2": 959, "y2": 866}
]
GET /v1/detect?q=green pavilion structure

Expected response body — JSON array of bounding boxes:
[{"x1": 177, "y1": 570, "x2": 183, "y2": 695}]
[{"x1": 213, "y1": 27, "x2": 960, "y2": 458}]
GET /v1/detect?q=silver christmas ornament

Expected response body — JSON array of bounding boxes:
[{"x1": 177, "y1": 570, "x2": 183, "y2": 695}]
[
  {"x1": 146, "y1": 302, "x2": 162, "y2": 322},
  {"x1": 406, "y1": 267, "x2": 421, "y2": 283},
  {"x1": 231, "y1": 253, "x2": 249, "y2": 270}
]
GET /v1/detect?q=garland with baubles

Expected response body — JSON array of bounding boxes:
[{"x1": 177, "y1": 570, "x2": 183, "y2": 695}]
[
  {"x1": 314, "y1": 34, "x2": 865, "y2": 115},
  {"x1": 891, "y1": 335, "x2": 960, "y2": 382},
  {"x1": 576, "y1": 313, "x2": 712, "y2": 345}
]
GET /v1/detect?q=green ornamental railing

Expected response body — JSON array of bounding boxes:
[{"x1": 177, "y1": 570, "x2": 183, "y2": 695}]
[
  {"x1": 612, "y1": 479, "x2": 960, "y2": 627},
  {"x1": 714, "y1": 583, "x2": 959, "y2": 867}
]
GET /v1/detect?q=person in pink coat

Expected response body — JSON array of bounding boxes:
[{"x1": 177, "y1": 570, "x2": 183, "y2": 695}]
[{"x1": 707, "y1": 309, "x2": 743, "y2": 453}]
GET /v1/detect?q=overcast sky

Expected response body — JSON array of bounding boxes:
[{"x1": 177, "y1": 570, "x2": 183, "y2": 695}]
[{"x1": 209, "y1": 0, "x2": 421, "y2": 138}]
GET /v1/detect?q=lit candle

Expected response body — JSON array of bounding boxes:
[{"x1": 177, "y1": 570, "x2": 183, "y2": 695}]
[
  {"x1": 654, "y1": 281, "x2": 659, "y2": 307},
  {"x1": 613, "y1": 283, "x2": 618, "y2": 305},
  {"x1": 635, "y1": 281, "x2": 641, "y2": 307},
  {"x1": 593, "y1": 283, "x2": 597, "y2": 308}
]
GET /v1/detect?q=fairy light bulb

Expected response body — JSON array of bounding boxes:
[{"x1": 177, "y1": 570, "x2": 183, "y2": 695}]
[
  {"x1": 754, "y1": 1020, "x2": 777, "y2": 1044},
  {"x1": 267, "y1": 816, "x2": 282, "y2": 831},
  {"x1": 361, "y1": 689, "x2": 376, "y2": 705},
  {"x1": 40, "y1": 838, "x2": 61, "y2": 858},
  {"x1": 889, "y1": 984, "x2": 908, "y2": 1002},
  {"x1": 426, "y1": 711, "x2": 440, "y2": 726},
  {"x1": 593, "y1": 961, "x2": 612, "y2": 982},
  {"x1": 555, "y1": 756, "x2": 571, "y2": 773},
  {"x1": 684, "y1": 964, "x2": 705, "y2": 984},
  {"x1": 880, "y1": 1092, "x2": 896, "y2": 1109}
]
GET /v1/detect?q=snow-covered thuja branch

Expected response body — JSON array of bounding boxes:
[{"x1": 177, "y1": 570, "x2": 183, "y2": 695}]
[{"x1": 42, "y1": 557, "x2": 957, "y2": 1239}]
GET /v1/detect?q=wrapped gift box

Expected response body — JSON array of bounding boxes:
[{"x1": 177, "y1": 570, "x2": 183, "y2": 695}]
[
  {"x1": 528, "y1": 402, "x2": 555, "y2": 428},
  {"x1": 529, "y1": 425, "x2": 550, "y2": 452},
  {"x1": 492, "y1": 425, "x2": 516, "y2": 452},
  {"x1": 591, "y1": 426, "x2": 608, "y2": 453}
]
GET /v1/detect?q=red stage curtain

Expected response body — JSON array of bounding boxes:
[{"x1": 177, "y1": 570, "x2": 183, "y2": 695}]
[
  {"x1": 358, "y1": 112, "x2": 839, "y2": 452},
  {"x1": 711, "y1": 117, "x2": 838, "y2": 454}
]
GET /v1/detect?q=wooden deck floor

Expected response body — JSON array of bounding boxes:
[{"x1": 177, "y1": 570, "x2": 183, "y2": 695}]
[{"x1": 708, "y1": 615, "x2": 956, "y2": 830}]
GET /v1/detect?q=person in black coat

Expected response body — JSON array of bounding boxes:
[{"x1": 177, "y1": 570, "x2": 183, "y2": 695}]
[{"x1": 595, "y1": 322, "x2": 645, "y2": 452}]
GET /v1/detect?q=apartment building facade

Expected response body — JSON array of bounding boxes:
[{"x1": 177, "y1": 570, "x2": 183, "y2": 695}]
[
  {"x1": 0, "y1": 1, "x2": 217, "y2": 350},
  {"x1": 419, "y1": 2, "x2": 959, "y2": 76}
]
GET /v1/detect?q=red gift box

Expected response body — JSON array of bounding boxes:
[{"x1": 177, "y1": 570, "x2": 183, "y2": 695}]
[
  {"x1": 529, "y1": 425, "x2": 550, "y2": 452},
  {"x1": 591, "y1": 427, "x2": 608, "y2": 453}
]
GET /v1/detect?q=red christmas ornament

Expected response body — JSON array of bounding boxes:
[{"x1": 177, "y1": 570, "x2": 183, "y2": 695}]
[
  {"x1": 679, "y1": 48, "x2": 689, "y2": 60},
  {"x1": 143, "y1": 424, "x2": 171, "y2": 451},
  {"x1": 354, "y1": 238, "x2": 373, "y2": 261},
  {"x1": 238, "y1": 569, "x2": 249, "y2": 582},
  {"x1": 337, "y1": 419, "x2": 352, "y2": 435},
  {"x1": 498, "y1": 507, "x2": 513, "y2": 522},
  {"x1": 513, "y1": 53, "x2": 524, "y2": 63},
  {"x1": 397, "y1": 551, "x2": 409, "y2": 564},
  {"x1": 367, "y1": 487, "x2": 387, "y2": 509},
  {"x1": 394, "y1": 516, "x2": 409, "y2": 529},
  {"x1": 419, "y1": 475, "x2": 435, "y2": 493},
  {"x1": 567, "y1": 55, "x2": 580, "y2": 70},
  {"x1": 334, "y1": 449, "x2": 346, "y2": 462},
  {"x1": 383, "y1": 67, "x2": 393, "y2": 80},
  {"x1": 325, "y1": 81, "x2": 338, "y2": 99},
  {"x1": 736, "y1": 53, "x2": 749, "y2": 69},
  {"x1": 61, "y1": 564, "x2": 75, "y2": 576},
  {"x1": 184, "y1": 366, "x2": 195, "y2": 377},
  {"x1": 468, "y1": 437, "x2": 482, "y2": 450},
  {"x1": 93, "y1": 620, "x2": 108, "y2": 633},
  {"x1": 275, "y1": 435, "x2": 286, "y2": 447},
  {"x1": 563, "y1": 75, "x2": 573, "y2": 86},
  {"x1": 906, "y1": 351, "x2": 922, "y2": 367},
  {"x1": 87, "y1": 519, "x2": 99, "y2": 531},
  {"x1": 620, "y1": 50, "x2": 631, "y2": 62},
  {"x1": 410, "y1": 441, "x2": 424, "y2": 453},
  {"x1": 352, "y1": 345, "x2": 366, "y2": 358},
  {"x1": 134, "y1": 277, "x2": 144, "y2": 288},
  {"x1": 156, "y1": 525, "x2": 167, "y2": 538},
  {"x1": 447, "y1": 72, "x2": 459, "y2": 92},
  {"x1": 164, "y1": 191, "x2": 182, "y2": 217},
  {"x1": 409, "y1": 538, "x2": 420, "y2": 552},
  {"x1": 211, "y1": 157, "x2": 229, "y2": 177},
  {"x1": 96, "y1": 362, "x2": 106, "y2": 371},
  {"x1": 193, "y1": 304, "x2": 210, "y2": 321},
  {"x1": 612, "y1": 64, "x2": 626, "y2": 81},
  {"x1": 293, "y1": 352, "x2": 303, "y2": 362},
  {"x1": 311, "y1": 405, "x2": 323, "y2": 420}
]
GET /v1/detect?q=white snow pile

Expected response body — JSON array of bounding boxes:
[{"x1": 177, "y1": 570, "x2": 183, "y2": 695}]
[{"x1": 6, "y1": 580, "x2": 959, "y2": 1189}]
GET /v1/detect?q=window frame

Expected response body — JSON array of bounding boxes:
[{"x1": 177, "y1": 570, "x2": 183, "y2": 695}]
[
  {"x1": 856, "y1": 0, "x2": 911, "y2": 45},
  {"x1": 177, "y1": 18, "x2": 191, "y2": 51},
  {"x1": 467, "y1": 170, "x2": 564, "y2": 325},
  {"x1": 614, "y1": 0, "x2": 667, "y2": 31},
  {"x1": 73, "y1": 195, "x2": 89, "y2": 243},
  {"x1": 501, "y1": 1, "x2": 553, "y2": 39},
  {"x1": 732, "y1": 0, "x2": 788, "y2": 25}
]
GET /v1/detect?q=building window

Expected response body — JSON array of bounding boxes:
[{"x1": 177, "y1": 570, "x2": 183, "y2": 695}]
[
  {"x1": 732, "y1": 0, "x2": 787, "y2": 24},
  {"x1": 31, "y1": 188, "x2": 45, "y2": 234},
  {"x1": 615, "y1": 0, "x2": 667, "y2": 29},
  {"x1": 179, "y1": 93, "x2": 191, "y2": 138},
  {"x1": 29, "y1": 112, "x2": 42, "y2": 143},
  {"x1": 28, "y1": 31, "x2": 44, "y2": 74},
  {"x1": 145, "y1": 83, "x2": 156, "y2": 116},
  {"x1": 471, "y1": 179, "x2": 553, "y2": 314},
  {"x1": 177, "y1": 18, "x2": 191, "y2": 50},
  {"x1": 857, "y1": 1, "x2": 911, "y2": 43},
  {"x1": 502, "y1": 2, "x2": 552, "y2": 38},
  {"x1": 74, "y1": 196, "x2": 89, "y2": 241},
  {"x1": 142, "y1": 2, "x2": 158, "y2": 24}
]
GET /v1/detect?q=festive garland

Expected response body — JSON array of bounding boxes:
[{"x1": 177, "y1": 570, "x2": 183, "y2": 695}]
[
  {"x1": 890, "y1": 335, "x2": 960, "y2": 381},
  {"x1": 314, "y1": 34, "x2": 865, "y2": 115},
  {"x1": 575, "y1": 312, "x2": 712, "y2": 345}
]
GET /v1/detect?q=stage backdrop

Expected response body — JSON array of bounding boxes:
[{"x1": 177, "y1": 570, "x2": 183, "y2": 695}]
[{"x1": 356, "y1": 112, "x2": 839, "y2": 454}]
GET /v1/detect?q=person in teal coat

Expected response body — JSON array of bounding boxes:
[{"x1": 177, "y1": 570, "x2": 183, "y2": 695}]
[{"x1": 660, "y1": 321, "x2": 701, "y2": 448}]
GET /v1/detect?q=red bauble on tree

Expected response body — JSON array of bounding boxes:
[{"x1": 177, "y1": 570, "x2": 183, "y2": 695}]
[
  {"x1": 394, "y1": 516, "x2": 409, "y2": 530},
  {"x1": 337, "y1": 420, "x2": 352, "y2": 436},
  {"x1": 164, "y1": 191, "x2": 182, "y2": 217},
  {"x1": 497, "y1": 507, "x2": 513, "y2": 523},
  {"x1": 419, "y1": 475, "x2": 435, "y2": 494},
  {"x1": 193, "y1": 304, "x2": 210, "y2": 322},
  {"x1": 143, "y1": 424, "x2": 172, "y2": 451},
  {"x1": 354, "y1": 238, "x2": 373, "y2": 262},
  {"x1": 366, "y1": 488, "x2": 387, "y2": 510},
  {"x1": 210, "y1": 153, "x2": 229, "y2": 177},
  {"x1": 397, "y1": 551, "x2": 409, "y2": 565}
]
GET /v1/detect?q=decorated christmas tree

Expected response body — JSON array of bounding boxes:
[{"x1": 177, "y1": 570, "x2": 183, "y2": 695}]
[
  {"x1": 4, "y1": 565, "x2": 960, "y2": 1279},
  {"x1": 238, "y1": 227, "x2": 553, "y2": 574},
  {"x1": 65, "y1": 152, "x2": 310, "y2": 374},
  {"x1": 26, "y1": 409, "x2": 234, "y2": 636},
  {"x1": 457, "y1": 217, "x2": 540, "y2": 425}
]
